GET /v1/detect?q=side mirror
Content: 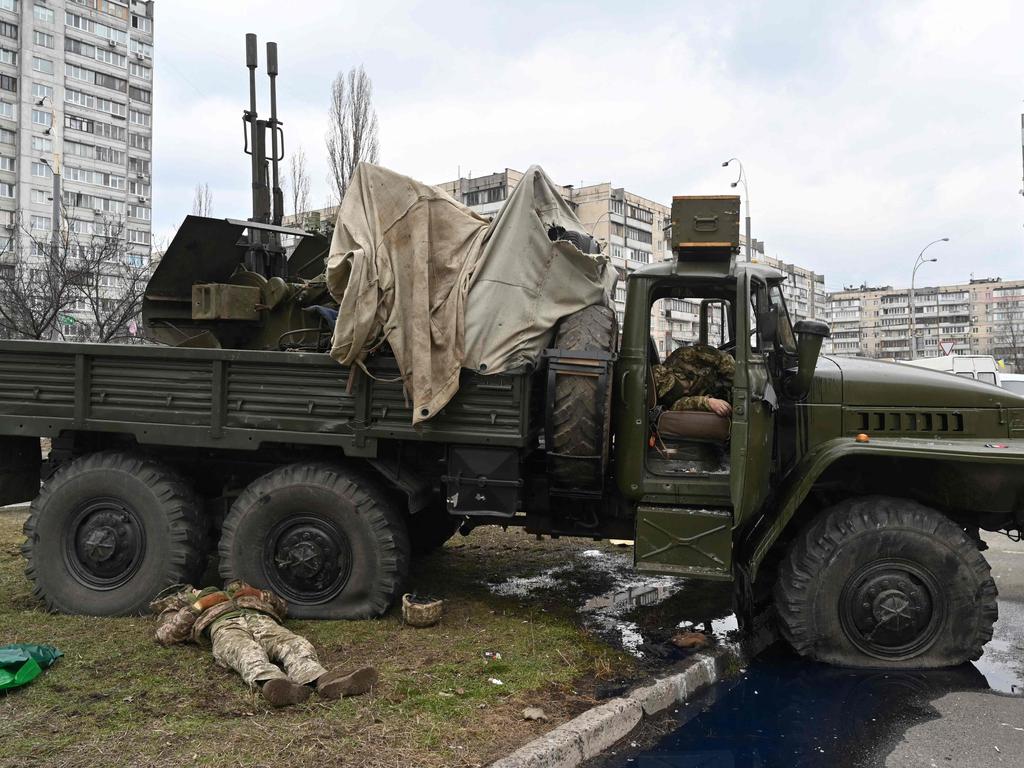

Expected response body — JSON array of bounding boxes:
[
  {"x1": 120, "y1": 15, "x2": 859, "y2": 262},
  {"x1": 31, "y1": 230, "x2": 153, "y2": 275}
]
[{"x1": 787, "y1": 319, "x2": 831, "y2": 399}]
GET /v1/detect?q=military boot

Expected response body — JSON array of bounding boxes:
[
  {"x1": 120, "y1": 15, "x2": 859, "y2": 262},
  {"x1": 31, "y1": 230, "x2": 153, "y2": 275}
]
[
  {"x1": 262, "y1": 677, "x2": 312, "y2": 707},
  {"x1": 316, "y1": 666, "x2": 379, "y2": 699}
]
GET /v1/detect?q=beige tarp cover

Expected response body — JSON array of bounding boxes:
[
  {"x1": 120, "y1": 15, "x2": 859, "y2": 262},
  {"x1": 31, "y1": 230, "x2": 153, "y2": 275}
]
[{"x1": 326, "y1": 163, "x2": 615, "y2": 424}]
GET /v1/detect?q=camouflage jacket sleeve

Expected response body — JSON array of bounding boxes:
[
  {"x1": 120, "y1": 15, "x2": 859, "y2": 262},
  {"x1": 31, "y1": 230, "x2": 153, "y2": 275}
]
[
  {"x1": 670, "y1": 394, "x2": 712, "y2": 412},
  {"x1": 155, "y1": 606, "x2": 199, "y2": 646}
]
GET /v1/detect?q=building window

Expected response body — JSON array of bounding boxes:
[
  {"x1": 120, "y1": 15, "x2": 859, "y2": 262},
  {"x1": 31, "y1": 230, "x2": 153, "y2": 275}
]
[
  {"x1": 128, "y1": 85, "x2": 150, "y2": 103},
  {"x1": 95, "y1": 71, "x2": 127, "y2": 92},
  {"x1": 128, "y1": 132, "x2": 150, "y2": 151},
  {"x1": 0, "y1": 1, "x2": 15, "y2": 12},
  {"x1": 33, "y1": 3, "x2": 54, "y2": 23},
  {"x1": 0, "y1": 48, "x2": 14, "y2": 66},
  {"x1": 30, "y1": 188, "x2": 47, "y2": 204},
  {"x1": 31, "y1": 215, "x2": 51, "y2": 231},
  {"x1": 129, "y1": 61, "x2": 150, "y2": 80},
  {"x1": 31, "y1": 82, "x2": 52, "y2": 101},
  {"x1": 0, "y1": 127, "x2": 13, "y2": 144},
  {"x1": 127, "y1": 204, "x2": 150, "y2": 220},
  {"x1": 0, "y1": 21, "x2": 15, "y2": 40},
  {"x1": 0, "y1": 181, "x2": 12, "y2": 198},
  {"x1": 31, "y1": 108, "x2": 51, "y2": 127},
  {"x1": 128, "y1": 39, "x2": 153, "y2": 58},
  {"x1": 0, "y1": 155, "x2": 13, "y2": 172},
  {"x1": 97, "y1": 0, "x2": 128, "y2": 20},
  {"x1": 126, "y1": 228, "x2": 149, "y2": 245},
  {"x1": 32, "y1": 56, "x2": 53, "y2": 74},
  {"x1": 0, "y1": 100, "x2": 12, "y2": 120},
  {"x1": 131, "y1": 14, "x2": 151, "y2": 33},
  {"x1": 0, "y1": 73, "x2": 15, "y2": 92},
  {"x1": 31, "y1": 161, "x2": 51, "y2": 177},
  {"x1": 128, "y1": 108, "x2": 150, "y2": 126},
  {"x1": 128, "y1": 156, "x2": 150, "y2": 174},
  {"x1": 33, "y1": 29, "x2": 53, "y2": 48},
  {"x1": 66, "y1": 62, "x2": 90, "y2": 82}
]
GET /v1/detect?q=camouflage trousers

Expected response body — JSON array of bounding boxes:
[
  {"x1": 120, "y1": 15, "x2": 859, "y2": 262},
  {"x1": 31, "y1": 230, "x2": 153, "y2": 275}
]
[{"x1": 209, "y1": 611, "x2": 327, "y2": 688}]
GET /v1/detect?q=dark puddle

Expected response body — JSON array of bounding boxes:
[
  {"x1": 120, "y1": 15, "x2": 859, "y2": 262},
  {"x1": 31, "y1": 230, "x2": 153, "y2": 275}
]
[
  {"x1": 488, "y1": 547, "x2": 734, "y2": 662},
  {"x1": 598, "y1": 649, "x2": 993, "y2": 768}
]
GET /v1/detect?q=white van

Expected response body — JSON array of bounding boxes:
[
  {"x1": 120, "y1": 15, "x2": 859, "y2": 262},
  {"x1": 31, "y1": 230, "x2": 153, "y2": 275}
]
[{"x1": 903, "y1": 354, "x2": 1001, "y2": 386}]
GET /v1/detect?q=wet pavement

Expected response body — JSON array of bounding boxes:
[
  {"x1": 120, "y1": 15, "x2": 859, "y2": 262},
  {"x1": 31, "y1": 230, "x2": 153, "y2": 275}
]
[{"x1": 589, "y1": 530, "x2": 1024, "y2": 768}]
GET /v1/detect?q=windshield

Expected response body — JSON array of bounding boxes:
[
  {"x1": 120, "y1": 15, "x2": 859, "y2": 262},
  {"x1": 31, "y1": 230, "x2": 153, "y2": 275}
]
[{"x1": 769, "y1": 283, "x2": 798, "y2": 353}]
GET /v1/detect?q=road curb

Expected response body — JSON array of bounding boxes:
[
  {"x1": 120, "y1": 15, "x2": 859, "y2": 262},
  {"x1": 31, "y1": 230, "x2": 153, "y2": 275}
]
[{"x1": 490, "y1": 653, "x2": 721, "y2": 768}]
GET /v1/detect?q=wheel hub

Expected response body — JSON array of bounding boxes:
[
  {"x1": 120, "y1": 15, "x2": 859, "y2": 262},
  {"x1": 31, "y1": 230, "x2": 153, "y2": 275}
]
[
  {"x1": 266, "y1": 517, "x2": 352, "y2": 604},
  {"x1": 840, "y1": 561, "x2": 942, "y2": 661},
  {"x1": 66, "y1": 501, "x2": 145, "y2": 588}
]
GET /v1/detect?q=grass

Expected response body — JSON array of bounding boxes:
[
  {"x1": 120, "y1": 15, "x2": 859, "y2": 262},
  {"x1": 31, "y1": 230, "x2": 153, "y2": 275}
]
[{"x1": 0, "y1": 508, "x2": 637, "y2": 768}]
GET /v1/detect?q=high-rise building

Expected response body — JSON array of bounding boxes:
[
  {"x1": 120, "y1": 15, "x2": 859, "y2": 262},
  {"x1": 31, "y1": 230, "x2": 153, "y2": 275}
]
[
  {"x1": 824, "y1": 277, "x2": 1024, "y2": 370},
  {"x1": 0, "y1": 0, "x2": 154, "y2": 338}
]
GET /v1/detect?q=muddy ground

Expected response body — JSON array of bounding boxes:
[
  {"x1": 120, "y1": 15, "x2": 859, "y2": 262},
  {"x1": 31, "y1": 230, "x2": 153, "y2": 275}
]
[{"x1": 0, "y1": 508, "x2": 732, "y2": 767}]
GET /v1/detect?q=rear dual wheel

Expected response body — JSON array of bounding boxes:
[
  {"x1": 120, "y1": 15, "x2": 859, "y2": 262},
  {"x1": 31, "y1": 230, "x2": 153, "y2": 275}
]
[
  {"x1": 218, "y1": 462, "x2": 410, "y2": 619},
  {"x1": 775, "y1": 496, "x2": 998, "y2": 668}
]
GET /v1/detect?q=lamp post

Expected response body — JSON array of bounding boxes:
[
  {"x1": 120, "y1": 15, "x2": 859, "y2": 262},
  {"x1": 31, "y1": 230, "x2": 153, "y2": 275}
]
[
  {"x1": 38, "y1": 156, "x2": 61, "y2": 257},
  {"x1": 909, "y1": 237, "x2": 949, "y2": 359},
  {"x1": 722, "y1": 158, "x2": 750, "y2": 261}
]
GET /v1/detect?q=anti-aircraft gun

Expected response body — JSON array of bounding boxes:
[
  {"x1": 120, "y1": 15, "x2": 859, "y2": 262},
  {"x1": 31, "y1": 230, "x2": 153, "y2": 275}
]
[{"x1": 141, "y1": 34, "x2": 334, "y2": 351}]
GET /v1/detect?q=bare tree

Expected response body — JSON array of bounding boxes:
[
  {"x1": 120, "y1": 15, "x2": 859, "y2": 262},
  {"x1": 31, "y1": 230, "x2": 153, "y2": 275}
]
[
  {"x1": 0, "y1": 218, "x2": 76, "y2": 340},
  {"x1": 0, "y1": 207, "x2": 152, "y2": 343},
  {"x1": 192, "y1": 183, "x2": 214, "y2": 217},
  {"x1": 71, "y1": 217, "x2": 152, "y2": 343},
  {"x1": 325, "y1": 65, "x2": 379, "y2": 202},
  {"x1": 287, "y1": 145, "x2": 312, "y2": 221}
]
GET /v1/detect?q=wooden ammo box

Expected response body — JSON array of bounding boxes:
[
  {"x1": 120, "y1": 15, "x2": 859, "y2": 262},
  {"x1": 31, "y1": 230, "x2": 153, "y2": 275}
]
[{"x1": 671, "y1": 195, "x2": 741, "y2": 252}]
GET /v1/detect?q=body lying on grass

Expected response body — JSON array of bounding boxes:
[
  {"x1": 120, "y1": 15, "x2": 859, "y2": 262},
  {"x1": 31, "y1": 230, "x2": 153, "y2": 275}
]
[{"x1": 151, "y1": 579, "x2": 378, "y2": 707}]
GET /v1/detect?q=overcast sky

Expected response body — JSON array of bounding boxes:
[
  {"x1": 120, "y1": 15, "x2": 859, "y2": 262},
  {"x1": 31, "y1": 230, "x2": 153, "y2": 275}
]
[{"x1": 152, "y1": 0, "x2": 1024, "y2": 290}]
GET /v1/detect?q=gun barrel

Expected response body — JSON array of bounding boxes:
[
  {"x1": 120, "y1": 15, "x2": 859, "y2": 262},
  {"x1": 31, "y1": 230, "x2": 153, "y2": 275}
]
[{"x1": 267, "y1": 41, "x2": 283, "y2": 226}]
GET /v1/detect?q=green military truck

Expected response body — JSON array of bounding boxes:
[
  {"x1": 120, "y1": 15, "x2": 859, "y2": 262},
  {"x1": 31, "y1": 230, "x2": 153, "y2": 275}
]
[{"x1": 2, "y1": 193, "x2": 1022, "y2": 670}]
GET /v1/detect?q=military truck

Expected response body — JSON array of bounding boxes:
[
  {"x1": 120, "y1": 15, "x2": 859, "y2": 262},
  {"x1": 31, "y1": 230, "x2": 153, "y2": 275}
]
[{"x1": 3, "y1": 36, "x2": 1023, "y2": 670}]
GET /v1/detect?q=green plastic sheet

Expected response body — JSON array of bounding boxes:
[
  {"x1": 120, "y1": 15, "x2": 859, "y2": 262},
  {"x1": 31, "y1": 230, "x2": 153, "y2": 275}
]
[{"x1": 0, "y1": 644, "x2": 62, "y2": 691}]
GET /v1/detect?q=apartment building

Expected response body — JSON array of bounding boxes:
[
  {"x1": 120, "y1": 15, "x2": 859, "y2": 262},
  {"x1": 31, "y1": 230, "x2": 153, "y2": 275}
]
[
  {"x1": 0, "y1": 0, "x2": 154, "y2": 338},
  {"x1": 824, "y1": 277, "x2": 1024, "y2": 369}
]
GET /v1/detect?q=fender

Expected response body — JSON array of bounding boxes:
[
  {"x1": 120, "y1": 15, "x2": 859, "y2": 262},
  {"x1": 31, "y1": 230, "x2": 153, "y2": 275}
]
[{"x1": 746, "y1": 435, "x2": 1024, "y2": 580}]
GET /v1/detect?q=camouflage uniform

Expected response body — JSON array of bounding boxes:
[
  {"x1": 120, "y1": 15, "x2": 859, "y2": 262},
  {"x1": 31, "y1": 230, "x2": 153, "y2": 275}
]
[
  {"x1": 152, "y1": 581, "x2": 327, "y2": 688},
  {"x1": 651, "y1": 344, "x2": 735, "y2": 412}
]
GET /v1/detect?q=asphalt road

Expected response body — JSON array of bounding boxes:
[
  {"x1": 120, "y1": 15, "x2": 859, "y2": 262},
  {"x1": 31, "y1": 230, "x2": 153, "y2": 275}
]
[
  {"x1": 594, "y1": 531, "x2": 1024, "y2": 768},
  {"x1": 884, "y1": 532, "x2": 1024, "y2": 767}
]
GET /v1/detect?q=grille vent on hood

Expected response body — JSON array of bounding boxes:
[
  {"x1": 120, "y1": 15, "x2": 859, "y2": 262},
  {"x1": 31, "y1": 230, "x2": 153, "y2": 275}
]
[{"x1": 849, "y1": 410, "x2": 966, "y2": 434}]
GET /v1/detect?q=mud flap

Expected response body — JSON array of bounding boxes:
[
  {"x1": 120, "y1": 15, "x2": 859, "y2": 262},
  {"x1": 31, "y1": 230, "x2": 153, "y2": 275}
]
[
  {"x1": 0, "y1": 436, "x2": 41, "y2": 506},
  {"x1": 634, "y1": 505, "x2": 733, "y2": 580}
]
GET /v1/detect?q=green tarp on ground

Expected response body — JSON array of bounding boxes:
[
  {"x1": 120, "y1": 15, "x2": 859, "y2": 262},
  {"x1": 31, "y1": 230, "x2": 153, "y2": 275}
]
[{"x1": 0, "y1": 644, "x2": 62, "y2": 691}]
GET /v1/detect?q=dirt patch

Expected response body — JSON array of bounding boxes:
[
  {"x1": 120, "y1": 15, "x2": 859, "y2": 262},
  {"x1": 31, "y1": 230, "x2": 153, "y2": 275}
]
[{"x1": 0, "y1": 511, "x2": 728, "y2": 767}]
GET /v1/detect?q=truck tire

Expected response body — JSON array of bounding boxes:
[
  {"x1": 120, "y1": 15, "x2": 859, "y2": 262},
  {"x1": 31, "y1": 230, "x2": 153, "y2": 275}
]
[
  {"x1": 218, "y1": 462, "x2": 410, "y2": 619},
  {"x1": 549, "y1": 304, "x2": 618, "y2": 489},
  {"x1": 774, "y1": 496, "x2": 998, "y2": 668},
  {"x1": 21, "y1": 451, "x2": 206, "y2": 616}
]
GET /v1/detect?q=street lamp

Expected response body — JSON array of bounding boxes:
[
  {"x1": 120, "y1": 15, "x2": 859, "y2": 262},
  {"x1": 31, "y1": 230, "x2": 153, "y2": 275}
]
[
  {"x1": 38, "y1": 156, "x2": 61, "y2": 256},
  {"x1": 722, "y1": 158, "x2": 750, "y2": 261},
  {"x1": 909, "y1": 237, "x2": 949, "y2": 359}
]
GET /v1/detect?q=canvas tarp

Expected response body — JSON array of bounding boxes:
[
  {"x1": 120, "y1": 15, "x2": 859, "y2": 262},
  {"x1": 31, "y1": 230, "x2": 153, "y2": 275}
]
[{"x1": 326, "y1": 163, "x2": 615, "y2": 425}]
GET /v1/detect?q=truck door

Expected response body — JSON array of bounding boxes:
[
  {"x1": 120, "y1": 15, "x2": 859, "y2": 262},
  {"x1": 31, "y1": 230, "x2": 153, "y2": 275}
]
[{"x1": 730, "y1": 275, "x2": 775, "y2": 528}]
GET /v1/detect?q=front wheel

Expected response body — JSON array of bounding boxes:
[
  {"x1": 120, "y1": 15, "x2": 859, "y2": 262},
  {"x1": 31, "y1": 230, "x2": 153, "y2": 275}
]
[
  {"x1": 22, "y1": 451, "x2": 206, "y2": 616},
  {"x1": 218, "y1": 462, "x2": 410, "y2": 619},
  {"x1": 774, "y1": 496, "x2": 998, "y2": 668}
]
